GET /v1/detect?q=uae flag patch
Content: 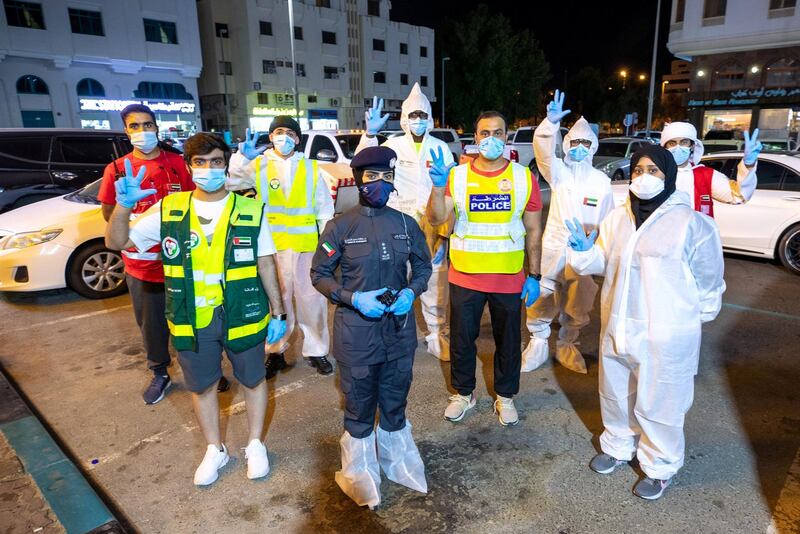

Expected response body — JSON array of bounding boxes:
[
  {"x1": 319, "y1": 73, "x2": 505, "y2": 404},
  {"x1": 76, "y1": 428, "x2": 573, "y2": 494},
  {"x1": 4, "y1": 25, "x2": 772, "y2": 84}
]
[
  {"x1": 322, "y1": 241, "x2": 336, "y2": 257},
  {"x1": 583, "y1": 197, "x2": 598, "y2": 207},
  {"x1": 233, "y1": 236, "x2": 252, "y2": 246}
]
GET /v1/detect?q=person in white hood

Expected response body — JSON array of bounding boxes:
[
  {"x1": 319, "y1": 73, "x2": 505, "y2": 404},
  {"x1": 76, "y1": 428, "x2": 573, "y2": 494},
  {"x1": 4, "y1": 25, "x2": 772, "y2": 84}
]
[
  {"x1": 523, "y1": 90, "x2": 614, "y2": 374},
  {"x1": 355, "y1": 83, "x2": 455, "y2": 360},
  {"x1": 660, "y1": 121, "x2": 761, "y2": 217}
]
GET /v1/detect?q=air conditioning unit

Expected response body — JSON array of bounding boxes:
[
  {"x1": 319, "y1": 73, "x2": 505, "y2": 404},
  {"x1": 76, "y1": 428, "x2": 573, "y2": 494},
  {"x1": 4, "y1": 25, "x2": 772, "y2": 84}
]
[{"x1": 330, "y1": 98, "x2": 340, "y2": 107}]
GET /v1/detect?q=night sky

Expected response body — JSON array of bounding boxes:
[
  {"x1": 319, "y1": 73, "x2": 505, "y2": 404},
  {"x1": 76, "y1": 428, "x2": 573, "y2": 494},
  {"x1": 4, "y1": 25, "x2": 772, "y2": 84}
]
[{"x1": 390, "y1": 0, "x2": 675, "y2": 87}]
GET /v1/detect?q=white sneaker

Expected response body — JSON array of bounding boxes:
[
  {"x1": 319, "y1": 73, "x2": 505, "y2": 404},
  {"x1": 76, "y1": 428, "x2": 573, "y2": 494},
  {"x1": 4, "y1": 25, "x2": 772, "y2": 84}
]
[
  {"x1": 193, "y1": 444, "x2": 229, "y2": 486},
  {"x1": 444, "y1": 393, "x2": 476, "y2": 422},
  {"x1": 426, "y1": 332, "x2": 450, "y2": 362},
  {"x1": 244, "y1": 439, "x2": 270, "y2": 480},
  {"x1": 494, "y1": 396, "x2": 519, "y2": 426}
]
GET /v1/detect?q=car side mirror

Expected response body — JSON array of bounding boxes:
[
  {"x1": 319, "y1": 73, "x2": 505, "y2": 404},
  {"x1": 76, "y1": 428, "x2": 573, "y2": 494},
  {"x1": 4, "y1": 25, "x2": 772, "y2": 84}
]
[{"x1": 316, "y1": 149, "x2": 337, "y2": 162}]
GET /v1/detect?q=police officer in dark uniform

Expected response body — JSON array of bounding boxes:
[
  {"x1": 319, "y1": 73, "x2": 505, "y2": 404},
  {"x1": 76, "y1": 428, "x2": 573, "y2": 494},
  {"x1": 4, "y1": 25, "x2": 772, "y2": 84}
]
[{"x1": 311, "y1": 146, "x2": 432, "y2": 509}]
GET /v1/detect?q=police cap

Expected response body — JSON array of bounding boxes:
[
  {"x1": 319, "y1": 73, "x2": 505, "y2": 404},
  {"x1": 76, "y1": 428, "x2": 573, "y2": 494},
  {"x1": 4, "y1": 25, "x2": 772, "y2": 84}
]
[{"x1": 350, "y1": 146, "x2": 397, "y2": 172}]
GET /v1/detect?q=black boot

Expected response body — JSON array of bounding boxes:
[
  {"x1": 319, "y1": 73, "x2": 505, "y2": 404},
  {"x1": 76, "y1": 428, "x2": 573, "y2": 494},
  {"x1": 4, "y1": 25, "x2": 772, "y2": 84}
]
[
  {"x1": 265, "y1": 353, "x2": 287, "y2": 380},
  {"x1": 307, "y1": 356, "x2": 334, "y2": 376},
  {"x1": 217, "y1": 375, "x2": 230, "y2": 392}
]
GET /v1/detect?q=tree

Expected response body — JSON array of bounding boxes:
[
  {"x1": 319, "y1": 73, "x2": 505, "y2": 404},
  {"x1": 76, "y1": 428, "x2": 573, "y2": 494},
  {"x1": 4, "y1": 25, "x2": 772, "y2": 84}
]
[
  {"x1": 565, "y1": 67, "x2": 607, "y2": 121},
  {"x1": 439, "y1": 5, "x2": 550, "y2": 130}
]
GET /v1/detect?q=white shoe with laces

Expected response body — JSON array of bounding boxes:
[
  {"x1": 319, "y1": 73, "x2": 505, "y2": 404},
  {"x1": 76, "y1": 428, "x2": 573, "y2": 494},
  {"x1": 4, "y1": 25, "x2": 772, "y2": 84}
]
[
  {"x1": 244, "y1": 439, "x2": 270, "y2": 480},
  {"x1": 494, "y1": 396, "x2": 519, "y2": 426},
  {"x1": 444, "y1": 393, "x2": 476, "y2": 422},
  {"x1": 193, "y1": 444, "x2": 229, "y2": 486}
]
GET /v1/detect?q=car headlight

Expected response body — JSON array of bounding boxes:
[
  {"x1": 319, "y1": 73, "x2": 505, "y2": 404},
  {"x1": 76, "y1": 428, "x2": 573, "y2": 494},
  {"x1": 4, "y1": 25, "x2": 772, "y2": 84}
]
[{"x1": 2, "y1": 229, "x2": 63, "y2": 249}]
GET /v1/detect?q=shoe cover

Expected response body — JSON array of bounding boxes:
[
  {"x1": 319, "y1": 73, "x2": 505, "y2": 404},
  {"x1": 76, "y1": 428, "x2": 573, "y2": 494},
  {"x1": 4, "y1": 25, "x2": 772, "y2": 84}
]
[
  {"x1": 376, "y1": 422, "x2": 428, "y2": 493},
  {"x1": 425, "y1": 332, "x2": 450, "y2": 362},
  {"x1": 555, "y1": 341, "x2": 587, "y2": 374},
  {"x1": 521, "y1": 337, "x2": 549, "y2": 372},
  {"x1": 334, "y1": 431, "x2": 381, "y2": 509}
]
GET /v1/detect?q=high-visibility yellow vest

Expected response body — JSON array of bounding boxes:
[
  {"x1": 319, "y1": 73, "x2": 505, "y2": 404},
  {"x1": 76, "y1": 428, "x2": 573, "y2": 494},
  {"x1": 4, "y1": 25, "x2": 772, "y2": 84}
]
[
  {"x1": 449, "y1": 161, "x2": 531, "y2": 274},
  {"x1": 255, "y1": 157, "x2": 319, "y2": 252},
  {"x1": 161, "y1": 192, "x2": 270, "y2": 353}
]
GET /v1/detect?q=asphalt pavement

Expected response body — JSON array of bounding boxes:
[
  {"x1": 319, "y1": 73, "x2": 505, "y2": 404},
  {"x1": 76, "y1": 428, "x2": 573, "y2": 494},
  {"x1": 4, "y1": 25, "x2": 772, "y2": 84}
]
[{"x1": 1, "y1": 254, "x2": 799, "y2": 533}]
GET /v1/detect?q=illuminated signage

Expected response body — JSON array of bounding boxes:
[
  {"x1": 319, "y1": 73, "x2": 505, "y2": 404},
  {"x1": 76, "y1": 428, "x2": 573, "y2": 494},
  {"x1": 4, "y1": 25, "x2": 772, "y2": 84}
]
[
  {"x1": 79, "y1": 98, "x2": 196, "y2": 113},
  {"x1": 251, "y1": 106, "x2": 304, "y2": 117}
]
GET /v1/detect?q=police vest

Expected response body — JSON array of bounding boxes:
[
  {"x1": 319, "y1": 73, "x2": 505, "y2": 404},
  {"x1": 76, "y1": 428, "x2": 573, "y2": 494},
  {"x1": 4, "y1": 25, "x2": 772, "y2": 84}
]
[
  {"x1": 160, "y1": 192, "x2": 270, "y2": 353},
  {"x1": 255, "y1": 157, "x2": 319, "y2": 252},
  {"x1": 693, "y1": 165, "x2": 714, "y2": 217},
  {"x1": 449, "y1": 162, "x2": 531, "y2": 274}
]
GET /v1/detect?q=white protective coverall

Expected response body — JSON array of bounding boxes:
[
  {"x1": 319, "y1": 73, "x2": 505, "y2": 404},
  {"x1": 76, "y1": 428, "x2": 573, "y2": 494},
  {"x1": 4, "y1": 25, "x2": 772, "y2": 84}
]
[
  {"x1": 568, "y1": 190, "x2": 725, "y2": 481},
  {"x1": 523, "y1": 117, "x2": 615, "y2": 373},
  {"x1": 228, "y1": 148, "x2": 334, "y2": 357},
  {"x1": 661, "y1": 121, "x2": 757, "y2": 207},
  {"x1": 355, "y1": 82, "x2": 455, "y2": 360}
]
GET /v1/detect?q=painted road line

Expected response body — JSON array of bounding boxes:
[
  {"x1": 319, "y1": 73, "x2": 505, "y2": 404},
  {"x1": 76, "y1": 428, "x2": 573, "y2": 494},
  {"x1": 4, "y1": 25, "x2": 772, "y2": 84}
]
[
  {"x1": 222, "y1": 373, "x2": 324, "y2": 416},
  {"x1": 722, "y1": 302, "x2": 800, "y2": 322},
  {"x1": 766, "y1": 446, "x2": 800, "y2": 534},
  {"x1": 5, "y1": 305, "x2": 133, "y2": 334}
]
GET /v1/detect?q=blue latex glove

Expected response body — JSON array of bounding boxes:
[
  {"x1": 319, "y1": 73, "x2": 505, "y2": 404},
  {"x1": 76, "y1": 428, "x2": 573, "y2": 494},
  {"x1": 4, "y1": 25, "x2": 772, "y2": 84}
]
[
  {"x1": 743, "y1": 127, "x2": 762, "y2": 166},
  {"x1": 238, "y1": 128, "x2": 267, "y2": 160},
  {"x1": 365, "y1": 96, "x2": 390, "y2": 135},
  {"x1": 432, "y1": 241, "x2": 447, "y2": 265},
  {"x1": 521, "y1": 276, "x2": 541, "y2": 307},
  {"x1": 546, "y1": 89, "x2": 571, "y2": 124},
  {"x1": 565, "y1": 217, "x2": 598, "y2": 252},
  {"x1": 352, "y1": 288, "x2": 388, "y2": 318},
  {"x1": 114, "y1": 159, "x2": 156, "y2": 209},
  {"x1": 387, "y1": 288, "x2": 415, "y2": 315},
  {"x1": 267, "y1": 318, "x2": 286, "y2": 344},
  {"x1": 429, "y1": 146, "x2": 456, "y2": 187}
]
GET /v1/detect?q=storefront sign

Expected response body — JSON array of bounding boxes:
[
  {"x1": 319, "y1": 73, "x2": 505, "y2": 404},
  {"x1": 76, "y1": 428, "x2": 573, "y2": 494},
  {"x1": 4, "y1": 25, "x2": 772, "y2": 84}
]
[
  {"x1": 251, "y1": 106, "x2": 303, "y2": 117},
  {"x1": 308, "y1": 109, "x2": 338, "y2": 120},
  {"x1": 688, "y1": 86, "x2": 800, "y2": 108},
  {"x1": 79, "y1": 98, "x2": 196, "y2": 113}
]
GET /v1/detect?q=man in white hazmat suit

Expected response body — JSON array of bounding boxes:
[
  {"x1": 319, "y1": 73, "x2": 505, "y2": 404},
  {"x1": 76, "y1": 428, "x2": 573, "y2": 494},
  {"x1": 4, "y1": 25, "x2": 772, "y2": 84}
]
[
  {"x1": 660, "y1": 121, "x2": 761, "y2": 217},
  {"x1": 355, "y1": 83, "x2": 455, "y2": 360},
  {"x1": 523, "y1": 89, "x2": 614, "y2": 374},
  {"x1": 566, "y1": 144, "x2": 725, "y2": 500}
]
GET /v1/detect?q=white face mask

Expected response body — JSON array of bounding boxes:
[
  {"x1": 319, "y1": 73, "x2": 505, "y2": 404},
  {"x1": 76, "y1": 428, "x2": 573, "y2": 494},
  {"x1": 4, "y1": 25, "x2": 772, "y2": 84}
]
[
  {"x1": 272, "y1": 134, "x2": 296, "y2": 156},
  {"x1": 629, "y1": 173, "x2": 665, "y2": 200},
  {"x1": 130, "y1": 131, "x2": 158, "y2": 153}
]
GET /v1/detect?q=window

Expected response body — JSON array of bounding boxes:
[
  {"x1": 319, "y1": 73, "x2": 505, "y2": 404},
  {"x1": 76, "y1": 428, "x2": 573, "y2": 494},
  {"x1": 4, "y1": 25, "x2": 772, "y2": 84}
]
[
  {"x1": 421, "y1": 75, "x2": 428, "y2": 87},
  {"x1": 263, "y1": 60, "x2": 276, "y2": 74},
  {"x1": 215, "y1": 22, "x2": 228, "y2": 38},
  {"x1": 4, "y1": 1, "x2": 45, "y2": 29},
  {"x1": 675, "y1": 0, "x2": 686, "y2": 22},
  {"x1": 400, "y1": 42, "x2": 408, "y2": 55},
  {"x1": 770, "y1": 0, "x2": 796, "y2": 9},
  {"x1": 703, "y1": 0, "x2": 726, "y2": 18},
  {"x1": 257, "y1": 93, "x2": 269, "y2": 105},
  {"x1": 429, "y1": 131, "x2": 455, "y2": 143},
  {"x1": 712, "y1": 61, "x2": 745, "y2": 90},
  {"x1": 513, "y1": 129, "x2": 533, "y2": 144},
  {"x1": 323, "y1": 66, "x2": 339, "y2": 79},
  {"x1": 259, "y1": 20, "x2": 272, "y2": 35},
  {"x1": 296, "y1": 63, "x2": 306, "y2": 77},
  {"x1": 367, "y1": 0, "x2": 380, "y2": 16},
  {"x1": 219, "y1": 61, "x2": 232, "y2": 75},
  {"x1": 373, "y1": 71, "x2": 386, "y2": 84},
  {"x1": 307, "y1": 95, "x2": 317, "y2": 103},
  {"x1": 76, "y1": 78, "x2": 105, "y2": 97},
  {"x1": 372, "y1": 38, "x2": 385, "y2": 51},
  {"x1": 316, "y1": 0, "x2": 331, "y2": 7},
  {"x1": 783, "y1": 166, "x2": 800, "y2": 191},
  {"x1": 134, "y1": 82, "x2": 192, "y2": 99},
  {"x1": 16, "y1": 74, "x2": 48, "y2": 94},
  {"x1": 420, "y1": 46, "x2": 428, "y2": 57},
  {"x1": 754, "y1": 161, "x2": 785, "y2": 190},
  {"x1": 293, "y1": 26, "x2": 303, "y2": 40},
  {"x1": 309, "y1": 135, "x2": 337, "y2": 161},
  {"x1": 322, "y1": 30, "x2": 336, "y2": 45},
  {"x1": 20, "y1": 110, "x2": 54, "y2": 127},
  {"x1": 400, "y1": 73, "x2": 408, "y2": 85},
  {"x1": 0, "y1": 137, "x2": 50, "y2": 168},
  {"x1": 143, "y1": 19, "x2": 178, "y2": 44},
  {"x1": 765, "y1": 58, "x2": 800, "y2": 87},
  {"x1": 69, "y1": 8, "x2": 103, "y2": 36},
  {"x1": 52, "y1": 137, "x2": 115, "y2": 165}
]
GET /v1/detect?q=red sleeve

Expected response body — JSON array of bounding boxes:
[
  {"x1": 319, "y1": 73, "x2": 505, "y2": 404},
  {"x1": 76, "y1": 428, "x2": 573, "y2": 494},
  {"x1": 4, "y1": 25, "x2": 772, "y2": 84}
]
[
  {"x1": 97, "y1": 161, "x2": 119, "y2": 205},
  {"x1": 525, "y1": 168, "x2": 542, "y2": 212},
  {"x1": 168, "y1": 152, "x2": 195, "y2": 191}
]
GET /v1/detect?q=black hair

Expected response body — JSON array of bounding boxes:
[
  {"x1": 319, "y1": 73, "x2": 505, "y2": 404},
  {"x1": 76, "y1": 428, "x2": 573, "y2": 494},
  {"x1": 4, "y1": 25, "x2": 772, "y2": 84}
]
[
  {"x1": 183, "y1": 132, "x2": 232, "y2": 168},
  {"x1": 474, "y1": 111, "x2": 508, "y2": 133},
  {"x1": 120, "y1": 104, "x2": 157, "y2": 127}
]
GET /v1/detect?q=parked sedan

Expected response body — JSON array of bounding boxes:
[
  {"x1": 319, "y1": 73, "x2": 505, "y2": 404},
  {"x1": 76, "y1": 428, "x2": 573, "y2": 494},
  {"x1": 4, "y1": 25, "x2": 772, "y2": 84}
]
[
  {"x1": 0, "y1": 179, "x2": 126, "y2": 298},
  {"x1": 593, "y1": 137, "x2": 654, "y2": 181},
  {"x1": 611, "y1": 151, "x2": 800, "y2": 275}
]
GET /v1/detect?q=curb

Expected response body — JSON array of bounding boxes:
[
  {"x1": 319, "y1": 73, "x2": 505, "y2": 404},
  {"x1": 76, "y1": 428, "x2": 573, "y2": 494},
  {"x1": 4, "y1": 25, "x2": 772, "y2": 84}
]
[{"x1": 0, "y1": 367, "x2": 126, "y2": 534}]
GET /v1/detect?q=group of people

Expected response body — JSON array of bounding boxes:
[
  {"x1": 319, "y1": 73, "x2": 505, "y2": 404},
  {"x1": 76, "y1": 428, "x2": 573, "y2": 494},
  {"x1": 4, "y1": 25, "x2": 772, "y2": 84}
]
[{"x1": 100, "y1": 79, "x2": 761, "y2": 506}]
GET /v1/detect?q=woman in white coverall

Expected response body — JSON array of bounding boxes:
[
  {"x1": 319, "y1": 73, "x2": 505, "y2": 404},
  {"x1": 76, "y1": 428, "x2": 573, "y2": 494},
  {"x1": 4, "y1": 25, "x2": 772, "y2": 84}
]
[
  {"x1": 566, "y1": 144, "x2": 725, "y2": 501},
  {"x1": 523, "y1": 89, "x2": 614, "y2": 374}
]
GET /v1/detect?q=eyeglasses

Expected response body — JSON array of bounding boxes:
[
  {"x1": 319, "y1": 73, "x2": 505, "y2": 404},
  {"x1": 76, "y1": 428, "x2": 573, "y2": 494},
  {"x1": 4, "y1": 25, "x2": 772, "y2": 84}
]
[
  {"x1": 631, "y1": 165, "x2": 663, "y2": 177},
  {"x1": 569, "y1": 139, "x2": 592, "y2": 148},
  {"x1": 362, "y1": 170, "x2": 394, "y2": 183},
  {"x1": 664, "y1": 138, "x2": 693, "y2": 148},
  {"x1": 408, "y1": 111, "x2": 429, "y2": 120}
]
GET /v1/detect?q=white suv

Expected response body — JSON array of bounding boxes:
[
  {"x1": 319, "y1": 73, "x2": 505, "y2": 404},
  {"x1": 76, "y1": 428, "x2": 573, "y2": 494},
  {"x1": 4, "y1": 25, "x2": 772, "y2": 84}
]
[
  {"x1": 429, "y1": 128, "x2": 463, "y2": 160},
  {"x1": 508, "y1": 126, "x2": 569, "y2": 170}
]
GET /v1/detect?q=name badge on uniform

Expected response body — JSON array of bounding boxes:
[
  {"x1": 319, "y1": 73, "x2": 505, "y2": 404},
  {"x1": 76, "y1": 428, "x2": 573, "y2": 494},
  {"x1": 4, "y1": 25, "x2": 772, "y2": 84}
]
[
  {"x1": 399, "y1": 159, "x2": 416, "y2": 168},
  {"x1": 469, "y1": 194, "x2": 511, "y2": 212},
  {"x1": 393, "y1": 234, "x2": 409, "y2": 240},
  {"x1": 344, "y1": 237, "x2": 368, "y2": 244},
  {"x1": 234, "y1": 248, "x2": 255, "y2": 262}
]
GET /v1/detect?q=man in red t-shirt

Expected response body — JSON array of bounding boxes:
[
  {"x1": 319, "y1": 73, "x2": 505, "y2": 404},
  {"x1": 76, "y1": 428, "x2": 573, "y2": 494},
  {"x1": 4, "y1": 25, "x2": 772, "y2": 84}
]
[
  {"x1": 428, "y1": 111, "x2": 544, "y2": 427},
  {"x1": 98, "y1": 104, "x2": 195, "y2": 405}
]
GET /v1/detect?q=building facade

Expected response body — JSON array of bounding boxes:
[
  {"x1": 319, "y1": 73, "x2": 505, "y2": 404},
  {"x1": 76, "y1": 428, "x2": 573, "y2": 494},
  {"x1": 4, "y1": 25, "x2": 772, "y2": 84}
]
[
  {"x1": 0, "y1": 0, "x2": 202, "y2": 136},
  {"x1": 196, "y1": 0, "x2": 435, "y2": 134},
  {"x1": 667, "y1": 0, "x2": 800, "y2": 139}
]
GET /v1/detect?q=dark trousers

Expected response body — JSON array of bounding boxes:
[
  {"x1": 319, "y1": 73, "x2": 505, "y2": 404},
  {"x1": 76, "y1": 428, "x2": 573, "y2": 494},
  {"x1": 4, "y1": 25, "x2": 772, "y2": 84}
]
[
  {"x1": 126, "y1": 275, "x2": 171, "y2": 374},
  {"x1": 450, "y1": 284, "x2": 522, "y2": 398},
  {"x1": 338, "y1": 354, "x2": 414, "y2": 438}
]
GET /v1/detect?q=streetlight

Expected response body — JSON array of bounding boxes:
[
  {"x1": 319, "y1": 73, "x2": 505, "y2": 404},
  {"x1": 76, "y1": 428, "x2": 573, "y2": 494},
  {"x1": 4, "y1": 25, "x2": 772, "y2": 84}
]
[
  {"x1": 441, "y1": 57, "x2": 450, "y2": 127},
  {"x1": 644, "y1": 0, "x2": 661, "y2": 137},
  {"x1": 638, "y1": 73, "x2": 646, "y2": 81},
  {"x1": 287, "y1": 0, "x2": 300, "y2": 120},
  {"x1": 620, "y1": 70, "x2": 628, "y2": 89}
]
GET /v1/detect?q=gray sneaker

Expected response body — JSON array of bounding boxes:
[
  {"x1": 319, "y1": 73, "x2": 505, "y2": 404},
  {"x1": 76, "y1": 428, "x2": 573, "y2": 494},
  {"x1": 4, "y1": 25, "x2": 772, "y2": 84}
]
[
  {"x1": 633, "y1": 477, "x2": 671, "y2": 500},
  {"x1": 589, "y1": 453, "x2": 627, "y2": 474}
]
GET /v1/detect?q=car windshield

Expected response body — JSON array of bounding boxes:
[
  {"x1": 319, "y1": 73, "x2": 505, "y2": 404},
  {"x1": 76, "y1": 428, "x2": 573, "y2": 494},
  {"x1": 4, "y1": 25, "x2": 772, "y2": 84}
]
[
  {"x1": 595, "y1": 142, "x2": 628, "y2": 157},
  {"x1": 64, "y1": 179, "x2": 102, "y2": 205},
  {"x1": 705, "y1": 143, "x2": 739, "y2": 153},
  {"x1": 763, "y1": 141, "x2": 788, "y2": 151},
  {"x1": 336, "y1": 134, "x2": 386, "y2": 158}
]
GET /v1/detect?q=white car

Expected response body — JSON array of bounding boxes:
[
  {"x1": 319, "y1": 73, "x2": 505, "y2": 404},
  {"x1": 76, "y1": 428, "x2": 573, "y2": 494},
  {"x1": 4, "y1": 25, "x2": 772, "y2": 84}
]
[
  {"x1": 508, "y1": 126, "x2": 569, "y2": 171},
  {"x1": 0, "y1": 180, "x2": 127, "y2": 298},
  {"x1": 611, "y1": 151, "x2": 800, "y2": 275},
  {"x1": 429, "y1": 128, "x2": 463, "y2": 160}
]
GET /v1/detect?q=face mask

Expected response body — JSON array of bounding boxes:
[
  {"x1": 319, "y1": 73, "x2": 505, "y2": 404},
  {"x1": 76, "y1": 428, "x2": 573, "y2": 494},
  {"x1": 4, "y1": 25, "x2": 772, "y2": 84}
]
[
  {"x1": 130, "y1": 131, "x2": 158, "y2": 153},
  {"x1": 568, "y1": 144, "x2": 590, "y2": 162},
  {"x1": 192, "y1": 168, "x2": 227, "y2": 193},
  {"x1": 272, "y1": 134, "x2": 296, "y2": 156},
  {"x1": 408, "y1": 119, "x2": 427, "y2": 136},
  {"x1": 669, "y1": 145, "x2": 691, "y2": 166},
  {"x1": 359, "y1": 179, "x2": 394, "y2": 208},
  {"x1": 478, "y1": 136, "x2": 505, "y2": 160},
  {"x1": 629, "y1": 173, "x2": 665, "y2": 200}
]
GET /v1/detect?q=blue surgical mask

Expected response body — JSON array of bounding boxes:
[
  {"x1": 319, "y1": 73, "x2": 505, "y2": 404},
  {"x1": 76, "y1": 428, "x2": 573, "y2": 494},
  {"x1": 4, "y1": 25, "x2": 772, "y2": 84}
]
[
  {"x1": 272, "y1": 134, "x2": 296, "y2": 156},
  {"x1": 568, "y1": 144, "x2": 590, "y2": 162},
  {"x1": 359, "y1": 179, "x2": 394, "y2": 208},
  {"x1": 669, "y1": 145, "x2": 691, "y2": 166},
  {"x1": 130, "y1": 131, "x2": 158, "y2": 153},
  {"x1": 408, "y1": 119, "x2": 427, "y2": 136},
  {"x1": 478, "y1": 136, "x2": 505, "y2": 160},
  {"x1": 192, "y1": 168, "x2": 227, "y2": 192}
]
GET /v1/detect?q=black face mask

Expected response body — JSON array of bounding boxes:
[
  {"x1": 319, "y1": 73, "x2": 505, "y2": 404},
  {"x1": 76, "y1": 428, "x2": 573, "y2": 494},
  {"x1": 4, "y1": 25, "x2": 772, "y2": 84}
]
[{"x1": 358, "y1": 179, "x2": 394, "y2": 208}]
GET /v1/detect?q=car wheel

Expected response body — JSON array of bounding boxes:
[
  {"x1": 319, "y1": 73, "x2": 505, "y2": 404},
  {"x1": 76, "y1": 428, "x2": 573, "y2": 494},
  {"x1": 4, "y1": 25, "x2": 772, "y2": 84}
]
[
  {"x1": 777, "y1": 223, "x2": 800, "y2": 276},
  {"x1": 67, "y1": 242, "x2": 128, "y2": 299},
  {"x1": 613, "y1": 170, "x2": 625, "y2": 181}
]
